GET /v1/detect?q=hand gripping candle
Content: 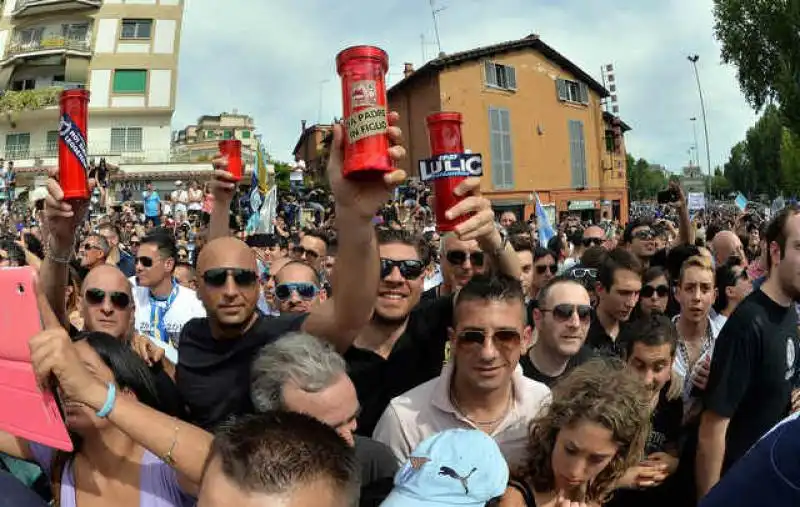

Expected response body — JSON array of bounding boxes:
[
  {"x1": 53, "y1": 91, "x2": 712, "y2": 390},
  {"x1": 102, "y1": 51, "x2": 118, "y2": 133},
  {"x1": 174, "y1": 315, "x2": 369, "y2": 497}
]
[
  {"x1": 336, "y1": 45, "x2": 392, "y2": 180},
  {"x1": 419, "y1": 112, "x2": 483, "y2": 232},
  {"x1": 218, "y1": 140, "x2": 242, "y2": 181},
  {"x1": 58, "y1": 89, "x2": 91, "y2": 200}
]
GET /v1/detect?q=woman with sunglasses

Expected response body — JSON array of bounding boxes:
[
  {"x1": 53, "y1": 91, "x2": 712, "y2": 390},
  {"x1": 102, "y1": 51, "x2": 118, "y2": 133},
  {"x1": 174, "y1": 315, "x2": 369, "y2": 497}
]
[
  {"x1": 633, "y1": 267, "x2": 670, "y2": 320},
  {"x1": 712, "y1": 262, "x2": 752, "y2": 329},
  {"x1": 500, "y1": 360, "x2": 650, "y2": 507},
  {"x1": 0, "y1": 327, "x2": 211, "y2": 506}
]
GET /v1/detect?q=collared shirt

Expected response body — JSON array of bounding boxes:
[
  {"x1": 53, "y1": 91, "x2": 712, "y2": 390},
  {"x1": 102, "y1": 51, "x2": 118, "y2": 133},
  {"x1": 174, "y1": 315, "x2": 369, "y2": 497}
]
[{"x1": 372, "y1": 362, "x2": 550, "y2": 469}]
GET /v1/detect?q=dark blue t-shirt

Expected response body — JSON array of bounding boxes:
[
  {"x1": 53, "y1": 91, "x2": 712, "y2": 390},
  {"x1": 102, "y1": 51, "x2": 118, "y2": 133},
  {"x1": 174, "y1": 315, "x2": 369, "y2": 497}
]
[{"x1": 700, "y1": 412, "x2": 800, "y2": 507}]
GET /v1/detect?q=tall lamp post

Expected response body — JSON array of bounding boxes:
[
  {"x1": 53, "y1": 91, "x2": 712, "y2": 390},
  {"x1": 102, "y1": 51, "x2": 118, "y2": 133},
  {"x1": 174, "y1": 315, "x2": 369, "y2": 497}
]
[
  {"x1": 690, "y1": 117, "x2": 700, "y2": 166},
  {"x1": 687, "y1": 55, "x2": 712, "y2": 194}
]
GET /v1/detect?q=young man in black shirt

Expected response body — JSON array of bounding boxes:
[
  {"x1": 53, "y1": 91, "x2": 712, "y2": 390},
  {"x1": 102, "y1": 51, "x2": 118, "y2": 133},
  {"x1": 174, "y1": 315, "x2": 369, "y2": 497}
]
[
  {"x1": 697, "y1": 206, "x2": 800, "y2": 499},
  {"x1": 587, "y1": 248, "x2": 642, "y2": 357},
  {"x1": 520, "y1": 278, "x2": 593, "y2": 386}
]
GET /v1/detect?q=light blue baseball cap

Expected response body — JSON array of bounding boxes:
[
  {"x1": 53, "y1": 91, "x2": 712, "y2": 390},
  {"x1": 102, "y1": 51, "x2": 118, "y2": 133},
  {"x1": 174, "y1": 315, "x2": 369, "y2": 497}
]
[{"x1": 380, "y1": 429, "x2": 509, "y2": 507}]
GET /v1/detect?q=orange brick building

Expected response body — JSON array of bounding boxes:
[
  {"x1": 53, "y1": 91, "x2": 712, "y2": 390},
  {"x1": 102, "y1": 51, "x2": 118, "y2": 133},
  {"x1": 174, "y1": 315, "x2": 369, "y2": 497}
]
[{"x1": 388, "y1": 34, "x2": 631, "y2": 223}]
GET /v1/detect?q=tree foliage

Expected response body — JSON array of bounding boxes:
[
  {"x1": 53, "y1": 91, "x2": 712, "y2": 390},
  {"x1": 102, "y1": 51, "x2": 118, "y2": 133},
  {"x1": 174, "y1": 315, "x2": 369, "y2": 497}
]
[
  {"x1": 724, "y1": 105, "x2": 800, "y2": 197},
  {"x1": 713, "y1": 0, "x2": 800, "y2": 135},
  {"x1": 627, "y1": 154, "x2": 668, "y2": 200},
  {"x1": 273, "y1": 162, "x2": 292, "y2": 191}
]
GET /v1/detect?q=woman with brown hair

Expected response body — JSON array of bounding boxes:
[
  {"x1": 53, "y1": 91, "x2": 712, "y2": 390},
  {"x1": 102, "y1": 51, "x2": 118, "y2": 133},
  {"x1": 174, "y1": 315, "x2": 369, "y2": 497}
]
[{"x1": 499, "y1": 359, "x2": 651, "y2": 507}]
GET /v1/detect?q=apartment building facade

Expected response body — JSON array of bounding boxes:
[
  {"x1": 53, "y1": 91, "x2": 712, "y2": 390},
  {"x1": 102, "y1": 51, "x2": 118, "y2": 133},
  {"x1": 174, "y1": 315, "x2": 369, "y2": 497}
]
[
  {"x1": 292, "y1": 120, "x2": 332, "y2": 185},
  {"x1": 0, "y1": 0, "x2": 185, "y2": 192},
  {"x1": 173, "y1": 111, "x2": 259, "y2": 165},
  {"x1": 388, "y1": 34, "x2": 631, "y2": 222}
]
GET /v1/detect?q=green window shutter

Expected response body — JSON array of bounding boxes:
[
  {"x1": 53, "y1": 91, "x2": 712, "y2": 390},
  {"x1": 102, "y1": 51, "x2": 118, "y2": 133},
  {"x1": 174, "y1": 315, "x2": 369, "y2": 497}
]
[
  {"x1": 112, "y1": 70, "x2": 147, "y2": 93},
  {"x1": 223, "y1": 130, "x2": 233, "y2": 139},
  {"x1": 241, "y1": 130, "x2": 251, "y2": 139}
]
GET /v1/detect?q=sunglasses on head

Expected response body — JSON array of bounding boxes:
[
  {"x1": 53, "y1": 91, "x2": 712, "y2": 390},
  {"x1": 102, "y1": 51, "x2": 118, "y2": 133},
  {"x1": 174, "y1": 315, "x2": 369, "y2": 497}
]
[
  {"x1": 540, "y1": 303, "x2": 592, "y2": 322},
  {"x1": 633, "y1": 229, "x2": 655, "y2": 240},
  {"x1": 582, "y1": 237, "x2": 604, "y2": 247},
  {"x1": 84, "y1": 288, "x2": 131, "y2": 310},
  {"x1": 456, "y1": 329, "x2": 521, "y2": 350},
  {"x1": 446, "y1": 250, "x2": 484, "y2": 267},
  {"x1": 275, "y1": 282, "x2": 319, "y2": 300},
  {"x1": 202, "y1": 268, "x2": 258, "y2": 287},
  {"x1": 536, "y1": 264, "x2": 558, "y2": 275},
  {"x1": 292, "y1": 246, "x2": 319, "y2": 261},
  {"x1": 136, "y1": 256, "x2": 154, "y2": 268},
  {"x1": 641, "y1": 284, "x2": 669, "y2": 298},
  {"x1": 380, "y1": 258, "x2": 425, "y2": 280}
]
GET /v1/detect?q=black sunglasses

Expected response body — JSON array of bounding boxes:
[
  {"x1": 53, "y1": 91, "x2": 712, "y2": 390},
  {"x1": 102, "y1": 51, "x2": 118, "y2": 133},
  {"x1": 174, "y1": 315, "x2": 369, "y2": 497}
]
[
  {"x1": 457, "y1": 329, "x2": 521, "y2": 349},
  {"x1": 84, "y1": 288, "x2": 131, "y2": 310},
  {"x1": 275, "y1": 282, "x2": 319, "y2": 300},
  {"x1": 202, "y1": 268, "x2": 258, "y2": 287},
  {"x1": 136, "y1": 256, "x2": 154, "y2": 268},
  {"x1": 380, "y1": 259, "x2": 425, "y2": 280},
  {"x1": 582, "y1": 237, "x2": 604, "y2": 247},
  {"x1": 83, "y1": 242, "x2": 102, "y2": 251},
  {"x1": 540, "y1": 304, "x2": 592, "y2": 322},
  {"x1": 536, "y1": 264, "x2": 558, "y2": 275},
  {"x1": 633, "y1": 229, "x2": 655, "y2": 240},
  {"x1": 293, "y1": 246, "x2": 319, "y2": 260},
  {"x1": 446, "y1": 250, "x2": 484, "y2": 267},
  {"x1": 641, "y1": 284, "x2": 669, "y2": 298}
]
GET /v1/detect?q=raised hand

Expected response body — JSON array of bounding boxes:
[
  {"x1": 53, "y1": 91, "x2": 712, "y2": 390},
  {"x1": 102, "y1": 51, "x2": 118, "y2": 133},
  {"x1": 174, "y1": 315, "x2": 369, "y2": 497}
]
[
  {"x1": 43, "y1": 167, "x2": 91, "y2": 255},
  {"x1": 327, "y1": 111, "x2": 407, "y2": 220}
]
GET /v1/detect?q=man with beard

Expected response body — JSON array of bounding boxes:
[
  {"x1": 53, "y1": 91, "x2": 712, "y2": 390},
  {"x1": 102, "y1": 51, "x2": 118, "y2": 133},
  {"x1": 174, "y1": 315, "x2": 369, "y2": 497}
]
[
  {"x1": 347, "y1": 178, "x2": 522, "y2": 436},
  {"x1": 587, "y1": 248, "x2": 642, "y2": 356},
  {"x1": 697, "y1": 206, "x2": 800, "y2": 498},
  {"x1": 272, "y1": 260, "x2": 324, "y2": 314}
]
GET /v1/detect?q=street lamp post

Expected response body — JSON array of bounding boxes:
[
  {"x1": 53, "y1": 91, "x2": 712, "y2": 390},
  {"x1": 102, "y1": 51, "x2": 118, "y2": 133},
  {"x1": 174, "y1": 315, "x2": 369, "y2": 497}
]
[{"x1": 687, "y1": 55, "x2": 712, "y2": 193}]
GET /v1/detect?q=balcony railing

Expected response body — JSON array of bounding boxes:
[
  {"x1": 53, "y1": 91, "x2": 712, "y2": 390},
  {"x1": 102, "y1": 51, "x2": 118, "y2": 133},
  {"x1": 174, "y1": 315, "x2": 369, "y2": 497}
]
[
  {"x1": 0, "y1": 87, "x2": 63, "y2": 115},
  {"x1": 6, "y1": 37, "x2": 91, "y2": 59},
  {"x1": 0, "y1": 146, "x2": 257, "y2": 167},
  {"x1": 13, "y1": 0, "x2": 101, "y2": 16}
]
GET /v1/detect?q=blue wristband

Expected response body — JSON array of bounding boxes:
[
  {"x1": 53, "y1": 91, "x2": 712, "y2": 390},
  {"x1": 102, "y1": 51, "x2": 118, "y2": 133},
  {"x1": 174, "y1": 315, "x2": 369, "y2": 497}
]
[{"x1": 96, "y1": 383, "x2": 116, "y2": 418}]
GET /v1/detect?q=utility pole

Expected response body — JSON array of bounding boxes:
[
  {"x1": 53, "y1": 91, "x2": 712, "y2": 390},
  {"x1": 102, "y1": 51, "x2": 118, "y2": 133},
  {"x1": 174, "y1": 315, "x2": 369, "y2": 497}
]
[{"x1": 690, "y1": 117, "x2": 700, "y2": 167}]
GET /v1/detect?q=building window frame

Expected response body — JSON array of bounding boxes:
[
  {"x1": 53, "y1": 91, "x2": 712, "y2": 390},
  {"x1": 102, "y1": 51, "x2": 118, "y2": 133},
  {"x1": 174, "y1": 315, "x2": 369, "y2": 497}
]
[
  {"x1": 488, "y1": 106, "x2": 514, "y2": 190},
  {"x1": 120, "y1": 19, "x2": 153, "y2": 40},
  {"x1": 568, "y1": 119, "x2": 588, "y2": 188},
  {"x1": 556, "y1": 78, "x2": 590, "y2": 105},
  {"x1": 45, "y1": 130, "x2": 59, "y2": 157},
  {"x1": 110, "y1": 127, "x2": 144, "y2": 153},
  {"x1": 484, "y1": 61, "x2": 517, "y2": 92},
  {"x1": 5, "y1": 133, "x2": 31, "y2": 159},
  {"x1": 112, "y1": 69, "x2": 147, "y2": 94}
]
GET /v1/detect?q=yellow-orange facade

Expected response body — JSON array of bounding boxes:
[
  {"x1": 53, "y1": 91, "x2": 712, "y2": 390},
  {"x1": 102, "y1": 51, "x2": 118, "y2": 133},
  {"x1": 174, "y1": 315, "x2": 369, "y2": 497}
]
[{"x1": 388, "y1": 35, "x2": 630, "y2": 223}]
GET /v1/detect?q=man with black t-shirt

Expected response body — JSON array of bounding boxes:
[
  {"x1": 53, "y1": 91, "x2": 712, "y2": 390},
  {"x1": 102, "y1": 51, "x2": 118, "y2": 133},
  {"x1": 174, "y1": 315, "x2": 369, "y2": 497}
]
[
  {"x1": 179, "y1": 118, "x2": 407, "y2": 430},
  {"x1": 697, "y1": 207, "x2": 800, "y2": 499},
  {"x1": 587, "y1": 248, "x2": 642, "y2": 357},
  {"x1": 520, "y1": 278, "x2": 593, "y2": 386}
]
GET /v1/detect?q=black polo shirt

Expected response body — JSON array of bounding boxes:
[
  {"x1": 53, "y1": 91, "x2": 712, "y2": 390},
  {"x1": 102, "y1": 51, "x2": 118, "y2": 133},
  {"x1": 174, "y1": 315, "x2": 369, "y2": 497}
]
[
  {"x1": 346, "y1": 295, "x2": 453, "y2": 437},
  {"x1": 586, "y1": 314, "x2": 624, "y2": 358}
]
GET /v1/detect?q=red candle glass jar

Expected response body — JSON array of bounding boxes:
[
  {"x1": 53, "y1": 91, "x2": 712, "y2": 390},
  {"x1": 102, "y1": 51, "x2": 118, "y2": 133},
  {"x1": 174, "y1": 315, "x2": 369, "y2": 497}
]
[
  {"x1": 58, "y1": 89, "x2": 91, "y2": 201},
  {"x1": 336, "y1": 45, "x2": 391, "y2": 180},
  {"x1": 219, "y1": 140, "x2": 242, "y2": 181},
  {"x1": 424, "y1": 112, "x2": 473, "y2": 232}
]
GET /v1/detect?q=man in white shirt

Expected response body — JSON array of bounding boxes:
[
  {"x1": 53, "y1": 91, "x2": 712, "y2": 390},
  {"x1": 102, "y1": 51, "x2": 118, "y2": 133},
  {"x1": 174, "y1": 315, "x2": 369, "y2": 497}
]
[
  {"x1": 171, "y1": 180, "x2": 189, "y2": 222},
  {"x1": 373, "y1": 274, "x2": 550, "y2": 468},
  {"x1": 132, "y1": 229, "x2": 205, "y2": 362}
]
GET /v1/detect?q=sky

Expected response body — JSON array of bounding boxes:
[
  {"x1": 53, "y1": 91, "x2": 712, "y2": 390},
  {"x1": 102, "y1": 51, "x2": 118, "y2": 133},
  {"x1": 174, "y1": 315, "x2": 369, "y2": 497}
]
[{"x1": 173, "y1": 0, "x2": 760, "y2": 175}]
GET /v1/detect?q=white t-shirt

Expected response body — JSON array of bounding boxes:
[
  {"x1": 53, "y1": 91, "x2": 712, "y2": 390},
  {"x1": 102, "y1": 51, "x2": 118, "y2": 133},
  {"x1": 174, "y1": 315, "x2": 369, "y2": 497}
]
[
  {"x1": 172, "y1": 189, "x2": 188, "y2": 213},
  {"x1": 133, "y1": 283, "x2": 206, "y2": 356}
]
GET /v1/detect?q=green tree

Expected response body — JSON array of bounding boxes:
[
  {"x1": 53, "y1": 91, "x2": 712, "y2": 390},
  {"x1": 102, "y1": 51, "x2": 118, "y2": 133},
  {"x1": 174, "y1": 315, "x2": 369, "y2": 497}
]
[
  {"x1": 627, "y1": 154, "x2": 667, "y2": 200},
  {"x1": 710, "y1": 167, "x2": 732, "y2": 197},
  {"x1": 713, "y1": 0, "x2": 800, "y2": 135},
  {"x1": 273, "y1": 162, "x2": 292, "y2": 191},
  {"x1": 781, "y1": 129, "x2": 800, "y2": 195}
]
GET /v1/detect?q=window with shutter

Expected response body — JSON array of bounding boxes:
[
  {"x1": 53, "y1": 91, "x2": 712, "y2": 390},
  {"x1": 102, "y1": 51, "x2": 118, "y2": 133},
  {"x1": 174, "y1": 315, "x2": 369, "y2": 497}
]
[
  {"x1": 489, "y1": 107, "x2": 514, "y2": 190},
  {"x1": 568, "y1": 120, "x2": 587, "y2": 187},
  {"x1": 484, "y1": 61, "x2": 497, "y2": 87},
  {"x1": 556, "y1": 79, "x2": 568, "y2": 101},
  {"x1": 579, "y1": 83, "x2": 589, "y2": 104},
  {"x1": 485, "y1": 62, "x2": 516, "y2": 91},
  {"x1": 505, "y1": 66, "x2": 517, "y2": 90}
]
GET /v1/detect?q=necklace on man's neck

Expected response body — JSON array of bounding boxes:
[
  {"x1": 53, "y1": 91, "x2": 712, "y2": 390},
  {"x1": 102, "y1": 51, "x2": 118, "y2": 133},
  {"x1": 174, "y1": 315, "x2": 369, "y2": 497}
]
[{"x1": 449, "y1": 386, "x2": 513, "y2": 428}]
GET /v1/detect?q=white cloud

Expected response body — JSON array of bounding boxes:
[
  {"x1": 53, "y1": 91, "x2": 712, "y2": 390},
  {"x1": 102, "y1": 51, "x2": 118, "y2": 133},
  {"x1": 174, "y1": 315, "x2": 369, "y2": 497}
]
[{"x1": 174, "y1": 0, "x2": 758, "y2": 178}]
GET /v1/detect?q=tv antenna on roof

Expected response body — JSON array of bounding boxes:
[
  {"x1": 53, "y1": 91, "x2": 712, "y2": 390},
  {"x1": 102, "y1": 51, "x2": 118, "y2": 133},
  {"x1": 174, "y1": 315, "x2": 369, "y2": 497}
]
[{"x1": 429, "y1": 0, "x2": 446, "y2": 55}]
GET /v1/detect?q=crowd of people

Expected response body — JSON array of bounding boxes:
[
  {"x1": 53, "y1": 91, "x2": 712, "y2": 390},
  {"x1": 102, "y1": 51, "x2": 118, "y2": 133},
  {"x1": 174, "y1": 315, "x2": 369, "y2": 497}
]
[{"x1": 0, "y1": 115, "x2": 798, "y2": 507}]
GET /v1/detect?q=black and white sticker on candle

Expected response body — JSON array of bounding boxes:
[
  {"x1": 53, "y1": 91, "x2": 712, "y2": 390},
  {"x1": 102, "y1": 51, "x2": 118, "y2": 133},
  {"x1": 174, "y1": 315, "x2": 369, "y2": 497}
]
[
  {"x1": 419, "y1": 153, "x2": 483, "y2": 182},
  {"x1": 58, "y1": 113, "x2": 89, "y2": 171}
]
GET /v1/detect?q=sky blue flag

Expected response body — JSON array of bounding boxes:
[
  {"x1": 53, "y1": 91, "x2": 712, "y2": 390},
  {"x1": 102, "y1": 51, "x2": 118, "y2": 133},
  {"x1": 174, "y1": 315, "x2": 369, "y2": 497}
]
[
  {"x1": 734, "y1": 192, "x2": 748, "y2": 211},
  {"x1": 535, "y1": 193, "x2": 555, "y2": 246}
]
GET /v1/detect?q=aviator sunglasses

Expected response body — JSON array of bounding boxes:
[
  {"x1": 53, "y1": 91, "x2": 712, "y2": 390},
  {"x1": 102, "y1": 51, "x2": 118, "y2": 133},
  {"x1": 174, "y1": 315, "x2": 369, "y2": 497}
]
[
  {"x1": 539, "y1": 303, "x2": 592, "y2": 322},
  {"x1": 202, "y1": 268, "x2": 258, "y2": 287},
  {"x1": 446, "y1": 250, "x2": 484, "y2": 267},
  {"x1": 84, "y1": 288, "x2": 131, "y2": 310},
  {"x1": 275, "y1": 282, "x2": 319, "y2": 300}
]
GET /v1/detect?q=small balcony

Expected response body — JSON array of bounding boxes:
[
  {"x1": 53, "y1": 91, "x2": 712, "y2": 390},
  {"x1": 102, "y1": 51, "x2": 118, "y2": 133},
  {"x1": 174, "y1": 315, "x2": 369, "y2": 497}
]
[
  {"x1": 3, "y1": 37, "x2": 91, "y2": 65},
  {"x1": 0, "y1": 86, "x2": 66, "y2": 126},
  {"x1": 12, "y1": 0, "x2": 101, "y2": 18}
]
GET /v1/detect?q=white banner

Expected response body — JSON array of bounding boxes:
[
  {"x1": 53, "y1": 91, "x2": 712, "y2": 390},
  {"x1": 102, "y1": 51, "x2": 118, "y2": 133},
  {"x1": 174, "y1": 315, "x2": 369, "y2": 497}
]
[{"x1": 687, "y1": 192, "x2": 706, "y2": 210}]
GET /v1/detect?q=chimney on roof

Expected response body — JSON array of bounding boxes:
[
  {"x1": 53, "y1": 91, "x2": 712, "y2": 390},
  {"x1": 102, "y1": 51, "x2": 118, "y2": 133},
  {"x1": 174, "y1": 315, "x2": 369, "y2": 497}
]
[
  {"x1": 301, "y1": 120, "x2": 307, "y2": 133},
  {"x1": 438, "y1": 51, "x2": 446, "y2": 58},
  {"x1": 403, "y1": 62, "x2": 414, "y2": 78}
]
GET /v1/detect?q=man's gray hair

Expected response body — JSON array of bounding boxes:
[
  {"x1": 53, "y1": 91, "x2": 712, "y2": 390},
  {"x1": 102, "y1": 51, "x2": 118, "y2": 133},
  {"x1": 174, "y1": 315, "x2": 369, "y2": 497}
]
[
  {"x1": 88, "y1": 233, "x2": 110, "y2": 255},
  {"x1": 251, "y1": 332, "x2": 347, "y2": 412}
]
